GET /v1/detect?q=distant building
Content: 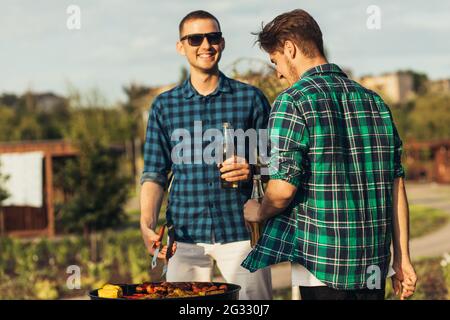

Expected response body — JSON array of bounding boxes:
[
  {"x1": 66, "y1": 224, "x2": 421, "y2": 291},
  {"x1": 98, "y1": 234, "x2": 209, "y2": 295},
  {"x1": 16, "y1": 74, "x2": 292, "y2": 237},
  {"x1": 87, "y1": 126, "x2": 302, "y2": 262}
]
[
  {"x1": 358, "y1": 72, "x2": 415, "y2": 104},
  {"x1": 33, "y1": 92, "x2": 67, "y2": 112},
  {"x1": 428, "y1": 79, "x2": 450, "y2": 93},
  {"x1": 0, "y1": 92, "x2": 67, "y2": 112}
]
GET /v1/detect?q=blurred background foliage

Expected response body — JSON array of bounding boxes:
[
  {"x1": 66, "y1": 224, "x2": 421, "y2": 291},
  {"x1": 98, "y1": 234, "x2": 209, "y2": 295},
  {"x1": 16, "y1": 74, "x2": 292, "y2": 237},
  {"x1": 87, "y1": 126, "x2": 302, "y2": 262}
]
[
  {"x1": 1, "y1": 66, "x2": 448, "y2": 145},
  {"x1": 0, "y1": 230, "x2": 152, "y2": 299}
]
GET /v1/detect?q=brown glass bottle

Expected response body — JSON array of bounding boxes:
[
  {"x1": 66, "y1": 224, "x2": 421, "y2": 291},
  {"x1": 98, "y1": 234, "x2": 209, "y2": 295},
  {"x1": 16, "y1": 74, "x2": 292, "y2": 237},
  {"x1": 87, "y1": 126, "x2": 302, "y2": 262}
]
[
  {"x1": 220, "y1": 122, "x2": 239, "y2": 189},
  {"x1": 248, "y1": 159, "x2": 264, "y2": 247}
]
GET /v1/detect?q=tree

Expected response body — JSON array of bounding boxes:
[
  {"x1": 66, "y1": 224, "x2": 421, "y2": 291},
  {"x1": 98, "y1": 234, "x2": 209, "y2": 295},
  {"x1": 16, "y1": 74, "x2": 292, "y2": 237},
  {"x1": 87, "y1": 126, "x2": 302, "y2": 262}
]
[
  {"x1": 55, "y1": 138, "x2": 132, "y2": 236},
  {"x1": 226, "y1": 58, "x2": 287, "y2": 104},
  {"x1": 0, "y1": 93, "x2": 20, "y2": 107},
  {"x1": 407, "y1": 93, "x2": 450, "y2": 140},
  {"x1": 0, "y1": 106, "x2": 15, "y2": 142},
  {"x1": 390, "y1": 100, "x2": 415, "y2": 140},
  {"x1": 399, "y1": 70, "x2": 428, "y2": 95},
  {"x1": 0, "y1": 92, "x2": 68, "y2": 142},
  {"x1": 178, "y1": 66, "x2": 189, "y2": 85},
  {"x1": 122, "y1": 84, "x2": 151, "y2": 181},
  {"x1": 12, "y1": 114, "x2": 44, "y2": 141},
  {"x1": 64, "y1": 87, "x2": 130, "y2": 145}
]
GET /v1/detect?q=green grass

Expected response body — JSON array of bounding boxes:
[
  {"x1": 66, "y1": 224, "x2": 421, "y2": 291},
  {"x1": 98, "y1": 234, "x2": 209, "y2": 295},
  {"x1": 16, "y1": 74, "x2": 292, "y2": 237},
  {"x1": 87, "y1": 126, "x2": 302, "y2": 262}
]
[{"x1": 409, "y1": 204, "x2": 449, "y2": 239}]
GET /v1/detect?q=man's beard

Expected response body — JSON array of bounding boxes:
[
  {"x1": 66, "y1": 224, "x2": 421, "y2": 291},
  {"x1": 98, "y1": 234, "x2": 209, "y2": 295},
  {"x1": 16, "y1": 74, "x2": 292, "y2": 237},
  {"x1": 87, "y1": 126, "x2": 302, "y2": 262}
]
[{"x1": 285, "y1": 56, "x2": 299, "y2": 85}]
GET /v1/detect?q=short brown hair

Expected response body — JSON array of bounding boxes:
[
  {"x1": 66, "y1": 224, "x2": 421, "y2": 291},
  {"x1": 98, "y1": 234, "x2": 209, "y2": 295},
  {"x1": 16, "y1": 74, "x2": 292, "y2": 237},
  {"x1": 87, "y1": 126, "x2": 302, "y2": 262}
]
[
  {"x1": 254, "y1": 9, "x2": 324, "y2": 58},
  {"x1": 179, "y1": 10, "x2": 221, "y2": 36}
]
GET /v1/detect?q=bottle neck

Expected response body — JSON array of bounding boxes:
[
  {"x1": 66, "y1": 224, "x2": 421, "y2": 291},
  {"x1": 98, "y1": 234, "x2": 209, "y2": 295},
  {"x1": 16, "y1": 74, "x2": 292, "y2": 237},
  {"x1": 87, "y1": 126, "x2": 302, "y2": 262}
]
[{"x1": 251, "y1": 175, "x2": 264, "y2": 200}]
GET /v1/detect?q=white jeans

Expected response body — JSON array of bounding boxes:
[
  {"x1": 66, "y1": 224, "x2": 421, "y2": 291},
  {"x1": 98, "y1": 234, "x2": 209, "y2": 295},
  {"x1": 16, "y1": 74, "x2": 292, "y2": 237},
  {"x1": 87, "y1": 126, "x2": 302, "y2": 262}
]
[{"x1": 166, "y1": 240, "x2": 272, "y2": 300}]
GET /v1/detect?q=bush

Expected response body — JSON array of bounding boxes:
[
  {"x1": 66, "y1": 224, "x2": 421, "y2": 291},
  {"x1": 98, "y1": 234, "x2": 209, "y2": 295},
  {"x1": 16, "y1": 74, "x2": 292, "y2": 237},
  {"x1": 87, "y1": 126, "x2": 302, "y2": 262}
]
[
  {"x1": 441, "y1": 253, "x2": 450, "y2": 300},
  {"x1": 55, "y1": 139, "x2": 132, "y2": 235}
]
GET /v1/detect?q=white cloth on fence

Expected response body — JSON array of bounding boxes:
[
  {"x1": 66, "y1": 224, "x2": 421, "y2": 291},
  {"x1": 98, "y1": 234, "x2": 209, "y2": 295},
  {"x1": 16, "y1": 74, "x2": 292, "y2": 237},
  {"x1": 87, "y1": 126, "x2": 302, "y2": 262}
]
[{"x1": 0, "y1": 152, "x2": 44, "y2": 207}]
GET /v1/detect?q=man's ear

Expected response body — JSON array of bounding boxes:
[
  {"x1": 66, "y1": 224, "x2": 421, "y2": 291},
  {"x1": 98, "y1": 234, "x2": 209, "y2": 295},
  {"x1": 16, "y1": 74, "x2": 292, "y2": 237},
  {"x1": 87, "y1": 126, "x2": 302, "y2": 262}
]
[
  {"x1": 220, "y1": 37, "x2": 225, "y2": 52},
  {"x1": 284, "y1": 40, "x2": 296, "y2": 60},
  {"x1": 176, "y1": 41, "x2": 186, "y2": 56}
]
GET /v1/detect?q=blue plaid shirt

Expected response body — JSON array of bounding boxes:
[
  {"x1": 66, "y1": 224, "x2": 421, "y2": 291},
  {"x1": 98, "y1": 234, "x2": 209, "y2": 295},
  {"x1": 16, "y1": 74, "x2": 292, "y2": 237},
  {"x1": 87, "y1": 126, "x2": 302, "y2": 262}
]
[{"x1": 141, "y1": 72, "x2": 271, "y2": 244}]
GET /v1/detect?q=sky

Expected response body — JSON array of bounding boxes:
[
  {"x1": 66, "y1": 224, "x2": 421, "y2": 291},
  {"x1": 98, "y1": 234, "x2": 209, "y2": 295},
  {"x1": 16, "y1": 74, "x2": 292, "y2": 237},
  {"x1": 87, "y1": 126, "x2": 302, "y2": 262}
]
[{"x1": 1, "y1": 0, "x2": 449, "y2": 103}]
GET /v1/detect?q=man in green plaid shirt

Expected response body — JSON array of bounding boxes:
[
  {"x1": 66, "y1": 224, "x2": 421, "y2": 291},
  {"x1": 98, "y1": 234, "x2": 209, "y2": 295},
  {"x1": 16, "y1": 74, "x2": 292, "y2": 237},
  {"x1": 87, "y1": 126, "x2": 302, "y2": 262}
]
[{"x1": 242, "y1": 9, "x2": 417, "y2": 300}]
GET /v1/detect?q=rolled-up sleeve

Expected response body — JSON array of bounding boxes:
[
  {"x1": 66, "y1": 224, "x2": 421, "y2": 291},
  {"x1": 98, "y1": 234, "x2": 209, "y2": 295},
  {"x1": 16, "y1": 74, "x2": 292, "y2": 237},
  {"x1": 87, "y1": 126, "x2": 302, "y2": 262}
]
[
  {"x1": 392, "y1": 122, "x2": 405, "y2": 179},
  {"x1": 141, "y1": 98, "x2": 172, "y2": 187},
  {"x1": 268, "y1": 93, "x2": 309, "y2": 187}
]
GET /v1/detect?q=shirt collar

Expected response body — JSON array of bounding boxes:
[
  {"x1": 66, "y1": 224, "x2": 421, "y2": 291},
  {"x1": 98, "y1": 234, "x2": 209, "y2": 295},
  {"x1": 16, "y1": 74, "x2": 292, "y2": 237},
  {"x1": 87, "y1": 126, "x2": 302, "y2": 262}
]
[
  {"x1": 301, "y1": 63, "x2": 348, "y2": 79},
  {"x1": 182, "y1": 71, "x2": 232, "y2": 99}
]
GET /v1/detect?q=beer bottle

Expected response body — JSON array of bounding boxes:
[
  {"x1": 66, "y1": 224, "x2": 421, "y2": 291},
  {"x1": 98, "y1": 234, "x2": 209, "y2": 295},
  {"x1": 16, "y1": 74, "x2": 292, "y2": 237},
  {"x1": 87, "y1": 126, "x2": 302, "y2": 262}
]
[
  {"x1": 220, "y1": 122, "x2": 239, "y2": 189},
  {"x1": 248, "y1": 156, "x2": 264, "y2": 247}
]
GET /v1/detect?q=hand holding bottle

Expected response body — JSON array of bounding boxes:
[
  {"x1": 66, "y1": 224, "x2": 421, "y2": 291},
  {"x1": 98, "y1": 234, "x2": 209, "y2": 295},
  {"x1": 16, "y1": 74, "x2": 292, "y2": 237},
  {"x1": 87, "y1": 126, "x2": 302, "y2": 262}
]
[{"x1": 219, "y1": 156, "x2": 251, "y2": 183}]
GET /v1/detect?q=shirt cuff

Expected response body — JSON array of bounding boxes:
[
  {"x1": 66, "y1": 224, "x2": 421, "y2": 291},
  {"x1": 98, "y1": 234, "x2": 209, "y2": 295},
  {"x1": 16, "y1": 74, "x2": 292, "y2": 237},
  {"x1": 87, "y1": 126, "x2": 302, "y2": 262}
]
[
  {"x1": 140, "y1": 172, "x2": 168, "y2": 187},
  {"x1": 269, "y1": 172, "x2": 301, "y2": 188},
  {"x1": 269, "y1": 154, "x2": 302, "y2": 187},
  {"x1": 394, "y1": 164, "x2": 405, "y2": 178}
]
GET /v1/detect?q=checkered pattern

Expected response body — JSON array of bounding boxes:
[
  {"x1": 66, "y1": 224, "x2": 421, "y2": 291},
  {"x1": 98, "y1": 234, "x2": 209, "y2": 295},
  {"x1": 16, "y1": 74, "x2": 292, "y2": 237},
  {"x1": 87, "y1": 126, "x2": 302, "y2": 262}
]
[
  {"x1": 141, "y1": 72, "x2": 271, "y2": 244},
  {"x1": 242, "y1": 64, "x2": 405, "y2": 289}
]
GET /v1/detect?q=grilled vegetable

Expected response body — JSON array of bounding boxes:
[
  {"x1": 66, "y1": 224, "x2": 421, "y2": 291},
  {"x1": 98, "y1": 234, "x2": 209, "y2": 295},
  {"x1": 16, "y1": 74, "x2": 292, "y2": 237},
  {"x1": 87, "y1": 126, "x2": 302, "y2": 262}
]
[
  {"x1": 206, "y1": 290, "x2": 225, "y2": 295},
  {"x1": 98, "y1": 284, "x2": 123, "y2": 299},
  {"x1": 103, "y1": 282, "x2": 229, "y2": 299}
]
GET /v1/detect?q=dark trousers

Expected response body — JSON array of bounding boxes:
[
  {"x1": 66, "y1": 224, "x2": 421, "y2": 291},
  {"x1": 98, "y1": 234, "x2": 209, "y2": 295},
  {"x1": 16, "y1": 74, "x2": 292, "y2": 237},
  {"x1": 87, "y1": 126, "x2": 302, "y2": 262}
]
[{"x1": 299, "y1": 286, "x2": 385, "y2": 300}]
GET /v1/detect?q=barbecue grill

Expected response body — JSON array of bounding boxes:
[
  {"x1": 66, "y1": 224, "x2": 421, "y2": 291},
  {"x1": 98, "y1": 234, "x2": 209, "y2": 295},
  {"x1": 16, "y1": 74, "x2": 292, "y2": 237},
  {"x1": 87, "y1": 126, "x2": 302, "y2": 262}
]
[{"x1": 89, "y1": 282, "x2": 241, "y2": 300}]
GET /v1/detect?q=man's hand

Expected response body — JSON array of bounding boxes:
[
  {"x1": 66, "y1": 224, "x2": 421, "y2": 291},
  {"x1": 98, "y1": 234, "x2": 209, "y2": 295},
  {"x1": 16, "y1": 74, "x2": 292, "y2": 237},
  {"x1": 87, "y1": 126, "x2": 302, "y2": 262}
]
[
  {"x1": 244, "y1": 199, "x2": 262, "y2": 223},
  {"x1": 141, "y1": 225, "x2": 177, "y2": 260},
  {"x1": 392, "y1": 259, "x2": 417, "y2": 300},
  {"x1": 218, "y1": 156, "x2": 251, "y2": 182},
  {"x1": 391, "y1": 177, "x2": 416, "y2": 299}
]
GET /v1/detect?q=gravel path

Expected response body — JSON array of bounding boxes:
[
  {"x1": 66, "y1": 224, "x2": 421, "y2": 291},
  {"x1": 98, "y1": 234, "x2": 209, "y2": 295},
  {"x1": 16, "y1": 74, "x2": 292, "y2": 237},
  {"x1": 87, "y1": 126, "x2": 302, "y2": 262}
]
[{"x1": 408, "y1": 183, "x2": 450, "y2": 259}]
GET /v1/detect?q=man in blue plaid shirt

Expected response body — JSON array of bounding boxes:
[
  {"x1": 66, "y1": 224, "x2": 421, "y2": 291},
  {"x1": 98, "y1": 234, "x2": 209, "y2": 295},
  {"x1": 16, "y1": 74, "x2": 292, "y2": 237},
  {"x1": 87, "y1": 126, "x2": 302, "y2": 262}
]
[{"x1": 140, "y1": 10, "x2": 272, "y2": 299}]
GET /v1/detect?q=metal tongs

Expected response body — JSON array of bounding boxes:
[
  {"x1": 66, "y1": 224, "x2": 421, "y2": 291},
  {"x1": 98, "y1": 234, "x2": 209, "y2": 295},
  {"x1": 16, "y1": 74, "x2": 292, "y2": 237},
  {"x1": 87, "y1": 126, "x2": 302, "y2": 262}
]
[
  {"x1": 150, "y1": 223, "x2": 175, "y2": 278},
  {"x1": 150, "y1": 172, "x2": 175, "y2": 278}
]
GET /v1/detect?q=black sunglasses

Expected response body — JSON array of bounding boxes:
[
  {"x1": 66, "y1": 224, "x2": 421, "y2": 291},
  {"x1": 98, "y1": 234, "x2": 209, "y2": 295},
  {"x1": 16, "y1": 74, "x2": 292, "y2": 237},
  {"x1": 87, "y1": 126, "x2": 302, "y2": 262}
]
[{"x1": 180, "y1": 32, "x2": 223, "y2": 46}]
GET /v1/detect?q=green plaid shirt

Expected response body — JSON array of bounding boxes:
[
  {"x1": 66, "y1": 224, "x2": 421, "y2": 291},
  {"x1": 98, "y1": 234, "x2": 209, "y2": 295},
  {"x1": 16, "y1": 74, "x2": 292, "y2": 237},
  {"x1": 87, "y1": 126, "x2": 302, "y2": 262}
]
[{"x1": 242, "y1": 63, "x2": 405, "y2": 289}]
